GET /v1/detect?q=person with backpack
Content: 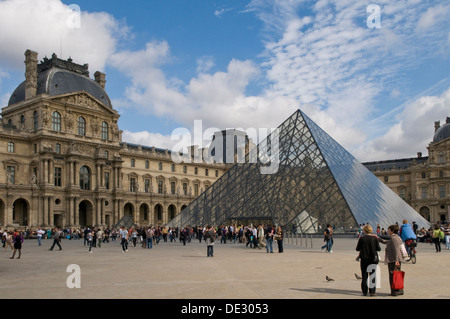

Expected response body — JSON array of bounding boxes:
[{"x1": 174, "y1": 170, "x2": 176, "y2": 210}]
[{"x1": 204, "y1": 225, "x2": 216, "y2": 257}]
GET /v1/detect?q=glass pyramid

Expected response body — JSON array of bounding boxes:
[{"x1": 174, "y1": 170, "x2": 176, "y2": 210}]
[{"x1": 167, "y1": 110, "x2": 430, "y2": 232}]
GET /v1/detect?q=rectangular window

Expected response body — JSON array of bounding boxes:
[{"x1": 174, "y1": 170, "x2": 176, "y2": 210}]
[
  {"x1": 54, "y1": 167, "x2": 62, "y2": 186},
  {"x1": 130, "y1": 178, "x2": 136, "y2": 192},
  {"x1": 205, "y1": 168, "x2": 208, "y2": 176},
  {"x1": 421, "y1": 187, "x2": 427, "y2": 199},
  {"x1": 439, "y1": 185, "x2": 445, "y2": 198},
  {"x1": 194, "y1": 184, "x2": 199, "y2": 196},
  {"x1": 7, "y1": 166, "x2": 15, "y2": 184},
  {"x1": 145, "y1": 179, "x2": 150, "y2": 193},
  {"x1": 7, "y1": 142, "x2": 14, "y2": 153},
  {"x1": 52, "y1": 112, "x2": 61, "y2": 132},
  {"x1": 158, "y1": 180, "x2": 164, "y2": 194},
  {"x1": 171, "y1": 181, "x2": 176, "y2": 194},
  {"x1": 399, "y1": 189, "x2": 405, "y2": 199},
  {"x1": 183, "y1": 182, "x2": 188, "y2": 195},
  {"x1": 105, "y1": 172, "x2": 110, "y2": 190}
]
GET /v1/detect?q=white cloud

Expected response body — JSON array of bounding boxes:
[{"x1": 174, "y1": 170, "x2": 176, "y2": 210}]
[
  {"x1": 111, "y1": 41, "x2": 299, "y2": 133},
  {"x1": 214, "y1": 7, "x2": 232, "y2": 18},
  {"x1": 354, "y1": 87, "x2": 450, "y2": 161},
  {"x1": 122, "y1": 130, "x2": 178, "y2": 150},
  {"x1": 0, "y1": 0, "x2": 128, "y2": 73},
  {"x1": 416, "y1": 4, "x2": 450, "y2": 32},
  {"x1": 196, "y1": 56, "x2": 215, "y2": 73}
]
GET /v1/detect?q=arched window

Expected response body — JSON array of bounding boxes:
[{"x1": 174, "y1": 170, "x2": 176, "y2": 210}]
[
  {"x1": 52, "y1": 111, "x2": 61, "y2": 131},
  {"x1": 33, "y1": 111, "x2": 38, "y2": 131},
  {"x1": 78, "y1": 116, "x2": 86, "y2": 136},
  {"x1": 79, "y1": 166, "x2": 90, "y2": 190},
  {"x1": 101, "y1": 121, "x2": 108, "y2": 140}
]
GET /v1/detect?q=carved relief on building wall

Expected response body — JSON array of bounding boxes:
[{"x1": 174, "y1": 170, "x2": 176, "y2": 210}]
[
  {"x1": 67, "y1": 141, "x2": 94, "y2": 156},
  {"x1": 64, "y1": 93, "x2": 101, "y2": 111},
  {"x1": 64, "y1": 112, "x2": 74, "y2": 132},
  {"x1": 42, "y1": 108, "x2": 49, "y2": 128}
]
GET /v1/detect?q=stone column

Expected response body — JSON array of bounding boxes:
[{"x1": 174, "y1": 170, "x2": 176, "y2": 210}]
[
  {"x1": 74, "y1": 197, "x2": 79, "y2": 227},
  {"x1": 43, "y1": 196, "x2": 49, "y2": 226}
]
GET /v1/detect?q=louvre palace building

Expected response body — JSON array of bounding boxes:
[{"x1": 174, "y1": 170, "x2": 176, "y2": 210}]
[{"x1": 0, "y1": 50, "x2": 230, "y2": 230}]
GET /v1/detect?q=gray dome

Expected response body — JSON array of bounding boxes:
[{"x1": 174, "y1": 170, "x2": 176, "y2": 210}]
[
  {"x1": 433, "y1": 118, "x2": 450, "y2": 143},
  {"x1": 8, "y1": 55, "x2": 112, "y2": 108}
]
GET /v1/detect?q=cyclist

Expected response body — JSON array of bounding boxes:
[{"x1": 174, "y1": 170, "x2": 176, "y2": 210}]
[{"x1": 399, "y1": 219, "x2": 417, "y2": 257}]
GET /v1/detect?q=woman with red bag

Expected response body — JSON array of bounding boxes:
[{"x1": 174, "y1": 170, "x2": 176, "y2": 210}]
[{"x1": 384, "y1": 224, "x2": 405, "y2": 296}]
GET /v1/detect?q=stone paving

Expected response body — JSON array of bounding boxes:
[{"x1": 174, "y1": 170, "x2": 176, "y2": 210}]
[{"x1": 1, "y1": 235, "x2": 449, "y2": 300}]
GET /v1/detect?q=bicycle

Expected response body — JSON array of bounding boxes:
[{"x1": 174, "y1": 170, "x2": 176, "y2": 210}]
[{"x1": 405, "y1": 239, "x2": 417, "y2": 264}]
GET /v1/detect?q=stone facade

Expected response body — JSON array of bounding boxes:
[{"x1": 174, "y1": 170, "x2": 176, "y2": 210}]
[{"x1": 0, "y1": 50, "x2": 228, "y2": 230}]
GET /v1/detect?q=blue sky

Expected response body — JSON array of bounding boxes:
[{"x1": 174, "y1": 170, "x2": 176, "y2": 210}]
[{"x1": 0, "y1": 0, "x2": 449, "y2": 162}]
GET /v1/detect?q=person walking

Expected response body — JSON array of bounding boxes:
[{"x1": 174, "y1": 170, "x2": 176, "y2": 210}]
[
  {"x1": 204, "y1": 225, "x2": 216, "y2": 257},
  {"x1": 97, "y1": 228, "x2": 103, "y2": 248},
  {"x1": 10, "y1": 230, "x2": 23, "y2": 259},
  {"x1": 36, "y1": 227, "x2": 45, "y2": 246},
  {"x1": 3, "y1": 231, "x2": 13, "y2": 252},
  {"x1": 383, "y1": 224, "x2": 404, "y2": 296},
  {"x1": 321, "y1": 224, "x2": 334, "y2": 253},
  {"x1": 432, "y1": 225, "x2": 444, "y2": 253},
  {"x1": 87, "y1": 229, "x2": 94, "y2": 253},
  {"x1": 257, "y1": 224, "x2": 266, "y2": 249},
  {"x1": 49, "y1": 228, "x2": 62, "y2": 251},
  {"x1": 119, "y1": 226, "x2": 128, "y2": 252},
  {"x1": 355, "y1": 225, "x2": 381, "y2": 296}
]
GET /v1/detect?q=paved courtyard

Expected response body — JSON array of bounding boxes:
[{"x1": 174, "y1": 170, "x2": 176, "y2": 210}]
[{"x1": 1, "y1": 235, "x2": 449, "y2": 300}]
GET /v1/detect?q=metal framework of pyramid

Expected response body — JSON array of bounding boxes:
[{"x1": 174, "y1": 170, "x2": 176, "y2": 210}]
[
  {"x1": 167, "y1": 110, "x2": 429, "y2": 232},
  {"x1": 113, "y1": 215, "x2": 137, "y2": 230}
]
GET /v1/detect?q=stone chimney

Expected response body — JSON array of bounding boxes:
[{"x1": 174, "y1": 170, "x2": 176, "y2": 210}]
[
  {"x1": 435, "y1": 121, "x2": 440, "y2": 132},
  {"x1": 24, "y1": 49, "x2": 38, "y2": 100},
  {"x1": 94, "y1": 71, "x2": 106, "y2": 89},
  {"x1": 417, "y1": 152, "x2": 422, "y2": 158}
]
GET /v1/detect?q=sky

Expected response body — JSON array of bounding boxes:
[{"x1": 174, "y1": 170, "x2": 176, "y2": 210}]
[{"x1": 0, "y1": 0, "x2": 449, "y2": 162}]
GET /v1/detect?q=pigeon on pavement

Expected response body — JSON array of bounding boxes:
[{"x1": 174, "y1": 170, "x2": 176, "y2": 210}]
[{"x1": 326, "y1": 276, "x2": 335, "y2": 282}]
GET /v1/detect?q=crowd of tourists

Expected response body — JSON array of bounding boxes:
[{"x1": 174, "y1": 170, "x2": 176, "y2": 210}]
[{"x1": 1, "y1": 223, "x2": 286, "y2": 256}]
